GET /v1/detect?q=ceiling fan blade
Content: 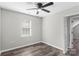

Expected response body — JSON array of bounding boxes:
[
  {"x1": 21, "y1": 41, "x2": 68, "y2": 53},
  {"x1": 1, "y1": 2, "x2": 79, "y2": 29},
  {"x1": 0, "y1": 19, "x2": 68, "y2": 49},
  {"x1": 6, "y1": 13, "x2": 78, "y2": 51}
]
[
  {"x1": 42, "y1": 2, "x2": 54, "y2": 8},
  {"x1": 36, "y1": 10, "x2": 39, "y2": 14},
  {"x1": 41, "y1": 9, "x2": 50, "y2": 13},
  {"x1": 26, "y1": 8, "x2": 38, "y2": 10}
]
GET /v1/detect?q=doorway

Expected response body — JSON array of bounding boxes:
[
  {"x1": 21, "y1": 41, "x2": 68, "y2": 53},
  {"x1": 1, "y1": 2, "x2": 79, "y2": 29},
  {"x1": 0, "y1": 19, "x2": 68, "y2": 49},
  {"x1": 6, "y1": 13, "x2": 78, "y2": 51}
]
[{"x1": 65, "y1": 14, "x2": 79, "y2": 55}]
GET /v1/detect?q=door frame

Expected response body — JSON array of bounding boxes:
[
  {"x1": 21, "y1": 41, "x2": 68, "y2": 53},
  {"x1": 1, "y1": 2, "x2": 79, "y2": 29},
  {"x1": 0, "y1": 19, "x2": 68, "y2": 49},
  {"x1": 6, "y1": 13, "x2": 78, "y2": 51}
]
[{"x1": 64, "y1": 14, "x2": 79, "y2": 53}]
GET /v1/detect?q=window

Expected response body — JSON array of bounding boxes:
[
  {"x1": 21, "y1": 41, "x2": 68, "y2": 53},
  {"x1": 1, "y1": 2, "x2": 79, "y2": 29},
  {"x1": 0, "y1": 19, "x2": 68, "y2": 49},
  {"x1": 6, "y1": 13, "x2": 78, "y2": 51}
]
[{"x1": 21, "y1": 20, "x2": 32, "y2": 37}]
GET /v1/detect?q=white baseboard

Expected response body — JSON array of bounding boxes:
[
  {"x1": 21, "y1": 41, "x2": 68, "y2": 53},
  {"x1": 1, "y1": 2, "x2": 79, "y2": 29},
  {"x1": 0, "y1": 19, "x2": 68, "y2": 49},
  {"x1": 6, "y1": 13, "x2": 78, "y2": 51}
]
[
  {"x1": 42, "y1": 41, "x2": 65, "y2": 53},
  {"x1": 1, "y1": 41, "x2": 42, "y2": 53},
  {"x1": 1, "y1": 41, "x2": 65, "y2": 54}
]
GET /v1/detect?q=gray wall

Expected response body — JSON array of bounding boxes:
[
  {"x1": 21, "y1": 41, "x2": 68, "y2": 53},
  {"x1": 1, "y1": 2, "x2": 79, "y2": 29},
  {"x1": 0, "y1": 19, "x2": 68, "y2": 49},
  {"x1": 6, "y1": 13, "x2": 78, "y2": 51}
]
[
  {"x1": 1, "y1": 8, "x2": 42, "y2": 51},
  {"x1": 0, "y1": 8, "x2": 1, "y2": 51},
  {"x1": 43, "y1": 6, "x2": 79, "y2": 52}
]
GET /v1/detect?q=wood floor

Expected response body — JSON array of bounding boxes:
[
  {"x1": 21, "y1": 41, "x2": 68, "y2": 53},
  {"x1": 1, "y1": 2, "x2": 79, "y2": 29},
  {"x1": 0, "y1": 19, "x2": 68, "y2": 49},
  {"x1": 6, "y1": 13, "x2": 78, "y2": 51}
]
[{"x1": 1, "y1": 42, "x2": 63, "y2": 56}]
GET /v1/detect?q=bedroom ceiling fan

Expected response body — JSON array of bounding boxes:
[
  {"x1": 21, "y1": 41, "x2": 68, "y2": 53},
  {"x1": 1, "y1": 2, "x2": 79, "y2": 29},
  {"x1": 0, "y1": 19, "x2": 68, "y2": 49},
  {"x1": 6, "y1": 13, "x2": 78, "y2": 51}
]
[{"x1": 26, "y1": 2, "x2": 54, "y2": 14}]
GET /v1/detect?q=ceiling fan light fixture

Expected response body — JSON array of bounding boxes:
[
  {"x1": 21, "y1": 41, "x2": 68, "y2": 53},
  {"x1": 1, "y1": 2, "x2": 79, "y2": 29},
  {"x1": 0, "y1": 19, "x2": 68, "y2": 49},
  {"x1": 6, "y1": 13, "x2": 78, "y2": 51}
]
[{"x1": 38, "y1": 9, "x2": 41, "y2": 11}]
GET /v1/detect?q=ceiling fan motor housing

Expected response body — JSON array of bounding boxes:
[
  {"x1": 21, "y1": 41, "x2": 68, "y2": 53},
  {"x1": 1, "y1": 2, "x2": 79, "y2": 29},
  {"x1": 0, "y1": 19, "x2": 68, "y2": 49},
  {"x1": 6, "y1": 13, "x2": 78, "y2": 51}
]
[{"x1": 37, "y1": 3, "x2": 43, "y2": 8}]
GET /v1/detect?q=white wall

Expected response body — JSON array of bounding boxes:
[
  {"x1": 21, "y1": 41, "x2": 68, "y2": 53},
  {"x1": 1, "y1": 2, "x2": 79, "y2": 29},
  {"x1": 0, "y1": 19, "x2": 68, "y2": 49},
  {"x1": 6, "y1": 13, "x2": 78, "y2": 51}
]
[
  {"x1": 1, "y1": 8, "x2": 42, "y2": 51},
  {"x1": 0, "y1": 8, "x2": 1, "y2": 51},
  {"x1": 43, "y1": 6, "x2": 79, "y2": 52}
]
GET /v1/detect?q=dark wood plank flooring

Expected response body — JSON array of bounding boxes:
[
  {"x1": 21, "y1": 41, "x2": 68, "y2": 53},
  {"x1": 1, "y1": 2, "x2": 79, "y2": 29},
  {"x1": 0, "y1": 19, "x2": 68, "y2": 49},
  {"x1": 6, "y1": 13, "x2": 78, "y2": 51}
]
[{"x1": 1, "y1": 42, "x2": 63, "y2": 56}]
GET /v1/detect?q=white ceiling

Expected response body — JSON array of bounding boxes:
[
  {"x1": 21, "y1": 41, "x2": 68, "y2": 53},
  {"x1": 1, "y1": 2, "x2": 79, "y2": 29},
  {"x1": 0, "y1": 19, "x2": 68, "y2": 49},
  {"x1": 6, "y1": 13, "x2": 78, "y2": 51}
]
[{"x1": 0, "y1": 2, "x2": 79, "y2": 17}]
